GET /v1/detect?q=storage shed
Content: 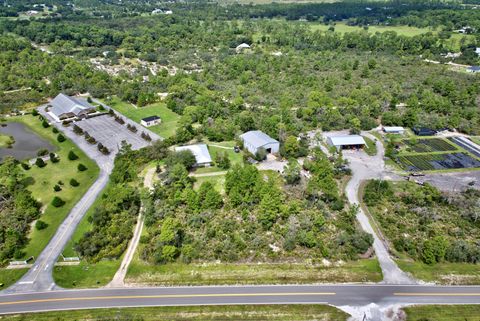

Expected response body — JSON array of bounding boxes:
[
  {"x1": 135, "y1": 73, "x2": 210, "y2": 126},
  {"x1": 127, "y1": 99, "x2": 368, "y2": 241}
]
[
  {"x1": 240, "y1": 130, "x2": 280, "y2": 155},
  {"x1": 175, "y1": 144, "x2": 212, "y2": 167},
  {"x1": 327, "y1": 135, "x2": 366, "y2": 151}
]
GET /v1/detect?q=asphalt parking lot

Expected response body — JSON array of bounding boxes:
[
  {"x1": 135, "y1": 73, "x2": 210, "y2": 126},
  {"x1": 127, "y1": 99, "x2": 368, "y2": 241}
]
[{"x1": 76, "y1": 115, "x2": 152, "y2": 152}]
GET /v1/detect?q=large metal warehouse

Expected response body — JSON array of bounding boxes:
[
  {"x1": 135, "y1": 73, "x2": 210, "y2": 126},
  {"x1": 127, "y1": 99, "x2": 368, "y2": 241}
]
[
  {"x1": 240, "y1": 130, "x2": 280, "y2": 155},
  {"x1": 327, "y1": 135, "x2": 366, "y2": 151}
]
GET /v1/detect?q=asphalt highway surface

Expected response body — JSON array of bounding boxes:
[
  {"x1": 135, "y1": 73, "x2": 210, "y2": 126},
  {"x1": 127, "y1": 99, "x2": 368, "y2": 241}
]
[{"x1": 0, "y1": 285, "x2": 479, "y2": 315}]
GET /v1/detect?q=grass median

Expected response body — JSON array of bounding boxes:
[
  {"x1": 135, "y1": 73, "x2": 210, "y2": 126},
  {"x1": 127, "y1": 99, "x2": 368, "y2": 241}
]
[
  {"x1": 403, "y1": 305, "x2": 480, "y2": 321},
  {"x1": 0, "y1": 305, "x2": 349, "y2": 321}
]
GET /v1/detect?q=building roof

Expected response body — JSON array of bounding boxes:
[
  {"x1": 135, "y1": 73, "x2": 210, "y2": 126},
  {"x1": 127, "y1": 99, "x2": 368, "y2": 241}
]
[
  {"x1": 142, "y1": 115, "x2": 160, "y2": 122},
  {"x1": 175, "y1": 144, "x2": 212, "y2": 164},
  {"x1": 468, "y1": 66, "x2": 480, "y2": 71},
  {"x1": 50, "y1": 94, "x2": 94, "y2": 117},
  {"x1": 328, "y1": 135, "x2": 366, "y2": 146},
  {"x1": 236, "y1": 43, "x2": 251, "y2": 49},
  {"x1": 383, "y1": 126, "x2": 405, "y2": 132},
  {"x1": 240, "y1": 130, "x2": 279, "y2": 149}
]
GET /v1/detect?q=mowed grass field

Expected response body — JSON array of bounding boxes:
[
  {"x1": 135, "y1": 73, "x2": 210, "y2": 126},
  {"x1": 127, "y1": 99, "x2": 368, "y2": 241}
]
[
  {"x1": 0, "y1": 268, "x2": 28, "y2": 289},
  {"x1": 11, "y1": 115, "x2": 99, "y2": 260},
  {"x1": 404, "y1": 305, "x2": 480, "y2": 321},
  {"x1": 0, "y1": 305, "x2": 349, "y2": 321},
  {"x1": 125, "y1": 257, "x2": 382, "y2": 286},
  {"x1": 396, "y1": 260, "x2": 480, "y2": 285},
  {"x1": 308, "y1": 22, "x2": 472, "y2": 50},
  {"x1": 103, "y1": 96, "x2": 180, "y2": 138}
]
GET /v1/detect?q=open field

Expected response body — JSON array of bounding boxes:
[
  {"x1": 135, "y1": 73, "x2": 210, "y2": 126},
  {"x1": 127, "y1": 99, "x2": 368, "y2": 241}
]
[
  {"x1": 404, "y1": 305, "x2": 480, "y2": 321},
  {"x1": 103, "y1": 96, "x2": 180, "y2": 138},
  {"x1": 125, "y1": 258, "x2": 382, "y2": 286},
  {"x1": 0, "y1": 305, "x2": 349, "y2": 321},
  {"x1": 308, "y1": 22, "x2": 472, "y2": 50},
  {"x1": 53, "y1": 260, "x2": 120, "y2": 288},
  {"x1": 0, "y1": 269, "x2": 28, "y2": 289},
  {"x1": 9, "y1": 115, "x2": 99, "y2": 260},
  {"x1": 397, "y1": 260, "x2": 480, "y2": 285}
]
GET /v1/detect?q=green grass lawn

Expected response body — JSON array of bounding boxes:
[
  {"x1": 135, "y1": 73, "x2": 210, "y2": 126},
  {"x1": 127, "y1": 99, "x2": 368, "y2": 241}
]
[
  {"x1": 193, "y1": 143, "x2": 243, "y2": 175},
  {"x1": 403, "y1": 305, "x2": 480, "y2": 321},
  {"x1": 308, "y1": 22, "x2": 472, "y2": 51},
  {"x1": 0, "y1": 132, "x2": 13, "y2": 148},
  {"x1": 0, "y1": 305, "x2": 349, "y2": 321},
  {"x1": 471, "y1": 136, "x2": 480, "y2": 145},
  {"x1": 362, "y1": 136, "x2": 377, "y2": 156},
  {"x1": 396, "y1": 260, "x2": 480, "y2": 285},
  {"x1": 0, "y1": 269, "x2": 28, "y2": 289},
  {"x1": 53, "y1": 260, "x2": 120, "y2": 288},
  {"x1": 10, "y1": 115, "x2": 99, "y2": 260},
  {"x1": 103, "y1": 96, "x2": 180, "y2": 138},
  {"x1": 193, "y1": 175, "x2": 226, "y2": 193},
  {"x1": 125, "y1": 257, "x2": 382, "y2": 286}
]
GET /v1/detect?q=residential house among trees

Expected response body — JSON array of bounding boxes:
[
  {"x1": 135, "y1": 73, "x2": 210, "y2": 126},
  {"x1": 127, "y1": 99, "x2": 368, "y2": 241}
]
[
  {"x1": 48, "y1": 93, "x2": 95, "y2": 121},
  {"x1": 175, "y1": 144, "x2": 212, "y2": 167},
  {"x1": 240, "y1": 130, "x2": 280, "y2": 155},
  {"x1": 141, "y1": 115, "x2": 161, "y2": 127}
]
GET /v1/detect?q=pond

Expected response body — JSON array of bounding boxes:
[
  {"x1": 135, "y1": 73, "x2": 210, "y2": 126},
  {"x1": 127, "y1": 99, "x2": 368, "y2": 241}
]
[{"x1": 0, "y1": 122, "x2": 56, "y2": 161}]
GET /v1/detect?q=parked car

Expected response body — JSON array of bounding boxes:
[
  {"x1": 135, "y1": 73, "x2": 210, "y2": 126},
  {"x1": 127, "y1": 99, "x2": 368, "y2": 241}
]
[{"x1": 234, "y1": 146, "x2": 240, "y2": 153}]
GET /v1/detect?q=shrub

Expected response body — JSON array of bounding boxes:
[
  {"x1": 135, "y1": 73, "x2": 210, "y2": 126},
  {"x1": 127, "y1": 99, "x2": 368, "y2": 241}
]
[
  {"x1": 215, "y1": 151, "x2": 231, "y2": 170},
  {"x1": 20, "y1": 163, "x2": 30, "y2": 170},
  {"x1": 57, "y1": 134, "x2": 66, "y2": 142},
  {"x1": 78, "y1": 163, "x2": 87, "y2": 171},
  {"x1": 108, "y1": 108, "x2": 115, "y2": 116},
  {"x1": 35, "y1": 158, "x2": 46, "y2": 168},
  {"x1": 35, "y1": 220, "x2": 48, "y2": 230},
  {"x1": 68, "y1": 150, "x2": 79, "y2": 160},
  {"x1": 42, "y1": 120, "x2": 50, "y2": 128},
  {"x1": 87, "y1": 96, "x2": 93, "y2": 103},
  {"x1": 97, "y1": 142, "x2": 104, "y2": 151},
  {"x1": 37, "y1": 148, "x2": 48, "y2": 156},
  {"x1": 50, "y1": 153, "x2": 59, "y2": 163},
  {"x1": 31, "y1": 109, "x2": 39, "y2": 116},
  {"x1": 52, "y1": 127, "x2": 59, "y2": 134},
  {"x1": 141, "y1": 132, "x2": 152, "y2": 141},
  {"x1": 51, "y1": 196, "x2": 65, "y2": 207},
  {"x1": 53, "y1": 184, "x2": 62, "y2": 192},
  {"x1": 73, "y1": 124, "x2": 83, "y2": 135},
  {"x1": 87, "y1": 136, "x2": 96, "y2": 144},
  {"x1": 101, "y1": 146, "x2": 110, "y2": 155},
  {"x1": 69, "y1": 178, "x2": 80, "y2": 187}
]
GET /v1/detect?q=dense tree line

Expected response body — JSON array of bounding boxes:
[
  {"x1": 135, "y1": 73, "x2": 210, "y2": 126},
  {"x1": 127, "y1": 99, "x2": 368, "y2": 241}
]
[
  {"x1": 0, "y1": 157, "x2": 40, "y2": 264},
  {"x1": 140, "y1": 148, "x2": 372, "y2": 264},
  {"x1": 364, "y1": 180, "x2": 480, "y2": 265}
]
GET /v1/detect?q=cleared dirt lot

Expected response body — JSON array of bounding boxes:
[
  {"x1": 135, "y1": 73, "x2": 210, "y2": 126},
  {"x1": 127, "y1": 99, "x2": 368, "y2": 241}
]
[
  {"x1": 413, "y1": 171, "x2": 480, "y2": 192},
  {"x1": 76, "y1": 115, "x2": 155, "y2": 152}
]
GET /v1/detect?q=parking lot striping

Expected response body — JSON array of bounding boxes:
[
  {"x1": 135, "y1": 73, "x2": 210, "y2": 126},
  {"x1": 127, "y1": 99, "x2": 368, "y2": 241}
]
[
  {"x1": 394, "y1": 293, "x2": 480, "y2": 296},
  {"x1": 0, "y1": 293, "x2": 336, "y2": 306}
]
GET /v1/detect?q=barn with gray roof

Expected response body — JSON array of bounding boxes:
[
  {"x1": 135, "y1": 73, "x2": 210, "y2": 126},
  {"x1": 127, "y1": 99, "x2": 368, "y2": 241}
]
[{"x1": 240, "y1": 130, "x2": 280, "y2": 155}]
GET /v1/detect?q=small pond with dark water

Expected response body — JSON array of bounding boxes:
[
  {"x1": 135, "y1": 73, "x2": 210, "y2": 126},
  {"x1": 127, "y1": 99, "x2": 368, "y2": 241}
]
[{"x1": 0, "y1": 122, "x2": 56, "y2": 161}]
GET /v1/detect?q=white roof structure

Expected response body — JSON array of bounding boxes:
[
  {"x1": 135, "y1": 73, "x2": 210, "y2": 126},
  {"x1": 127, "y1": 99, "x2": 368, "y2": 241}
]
[
  {"x1": 383, "y1": 126, "x2": 405, "y2": 133},
  {"x1": 240, "y1": 131, "x2": 279, "y2": 150},
  {"x1": 476, "y1": 47, "x2": 480, "y2": 56},
  {"x1": 175, "y1": 144, "x2": 212, "y2": 165},
  {"x1": 49, "y1": 94, "x2": 94, "y2": 118},
  {"x1": 328, "y1": 135, "x2": 366, "y2": 146}
]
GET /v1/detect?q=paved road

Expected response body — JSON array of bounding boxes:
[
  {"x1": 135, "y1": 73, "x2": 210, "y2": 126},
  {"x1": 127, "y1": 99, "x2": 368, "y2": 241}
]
[
  {"x1": 4, "y1": 107, "x2": 114, "y2": 293},
  {"x1": 0, "y1": 285, "x2": 479, "y2": 316}
]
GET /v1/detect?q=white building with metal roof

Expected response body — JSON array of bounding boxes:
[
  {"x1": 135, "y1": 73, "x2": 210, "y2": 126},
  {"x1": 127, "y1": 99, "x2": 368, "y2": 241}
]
[
  {"x1": 240, "y1": 130, "x2": 280, "y2": 155},
  {"x1": 175, "y1": 144, "x2": 212, "y2": 167},
  {"x1": 382, "y1": 126, "x2": 405, "y2": 134},
  {"x1": 48, "y1": 93, "x2": 95, "y2": 121},
  {"x1": 327, "y1": 135, "x2": 366, "y2": 151}
]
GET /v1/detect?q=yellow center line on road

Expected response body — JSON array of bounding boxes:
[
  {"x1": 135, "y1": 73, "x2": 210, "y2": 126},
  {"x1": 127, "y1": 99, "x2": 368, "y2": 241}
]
[
  {"x1": 0, "y1": 292, "x2": 336, "y2": 306},
  {"x1": 394, "y1": 293, "x2": 480, "y2": 296}
]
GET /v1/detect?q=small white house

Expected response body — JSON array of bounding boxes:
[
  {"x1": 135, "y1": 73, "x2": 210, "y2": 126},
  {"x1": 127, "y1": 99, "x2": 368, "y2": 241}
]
[
  {"x1": 476, "y1": 47, "x2": 480, "y2": 57},
  {"x1": 141, "y1": 116, "x2": 161, "y2": 127},
  {"x1": 240, "y1": 130, "x2": 280, "y2": 155},
  {"x1": 327, "y1": 135, "x2": 366, "y2": 151},
  {"x1": 235, "y1": 43, "x2": 251, "y2": 53},
  {"x1": 175, "y1": 144, "x2": 212, "y2": 167},
  {"x1": 382, "y1": 126, "x2": 405, "y2": 135}
]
